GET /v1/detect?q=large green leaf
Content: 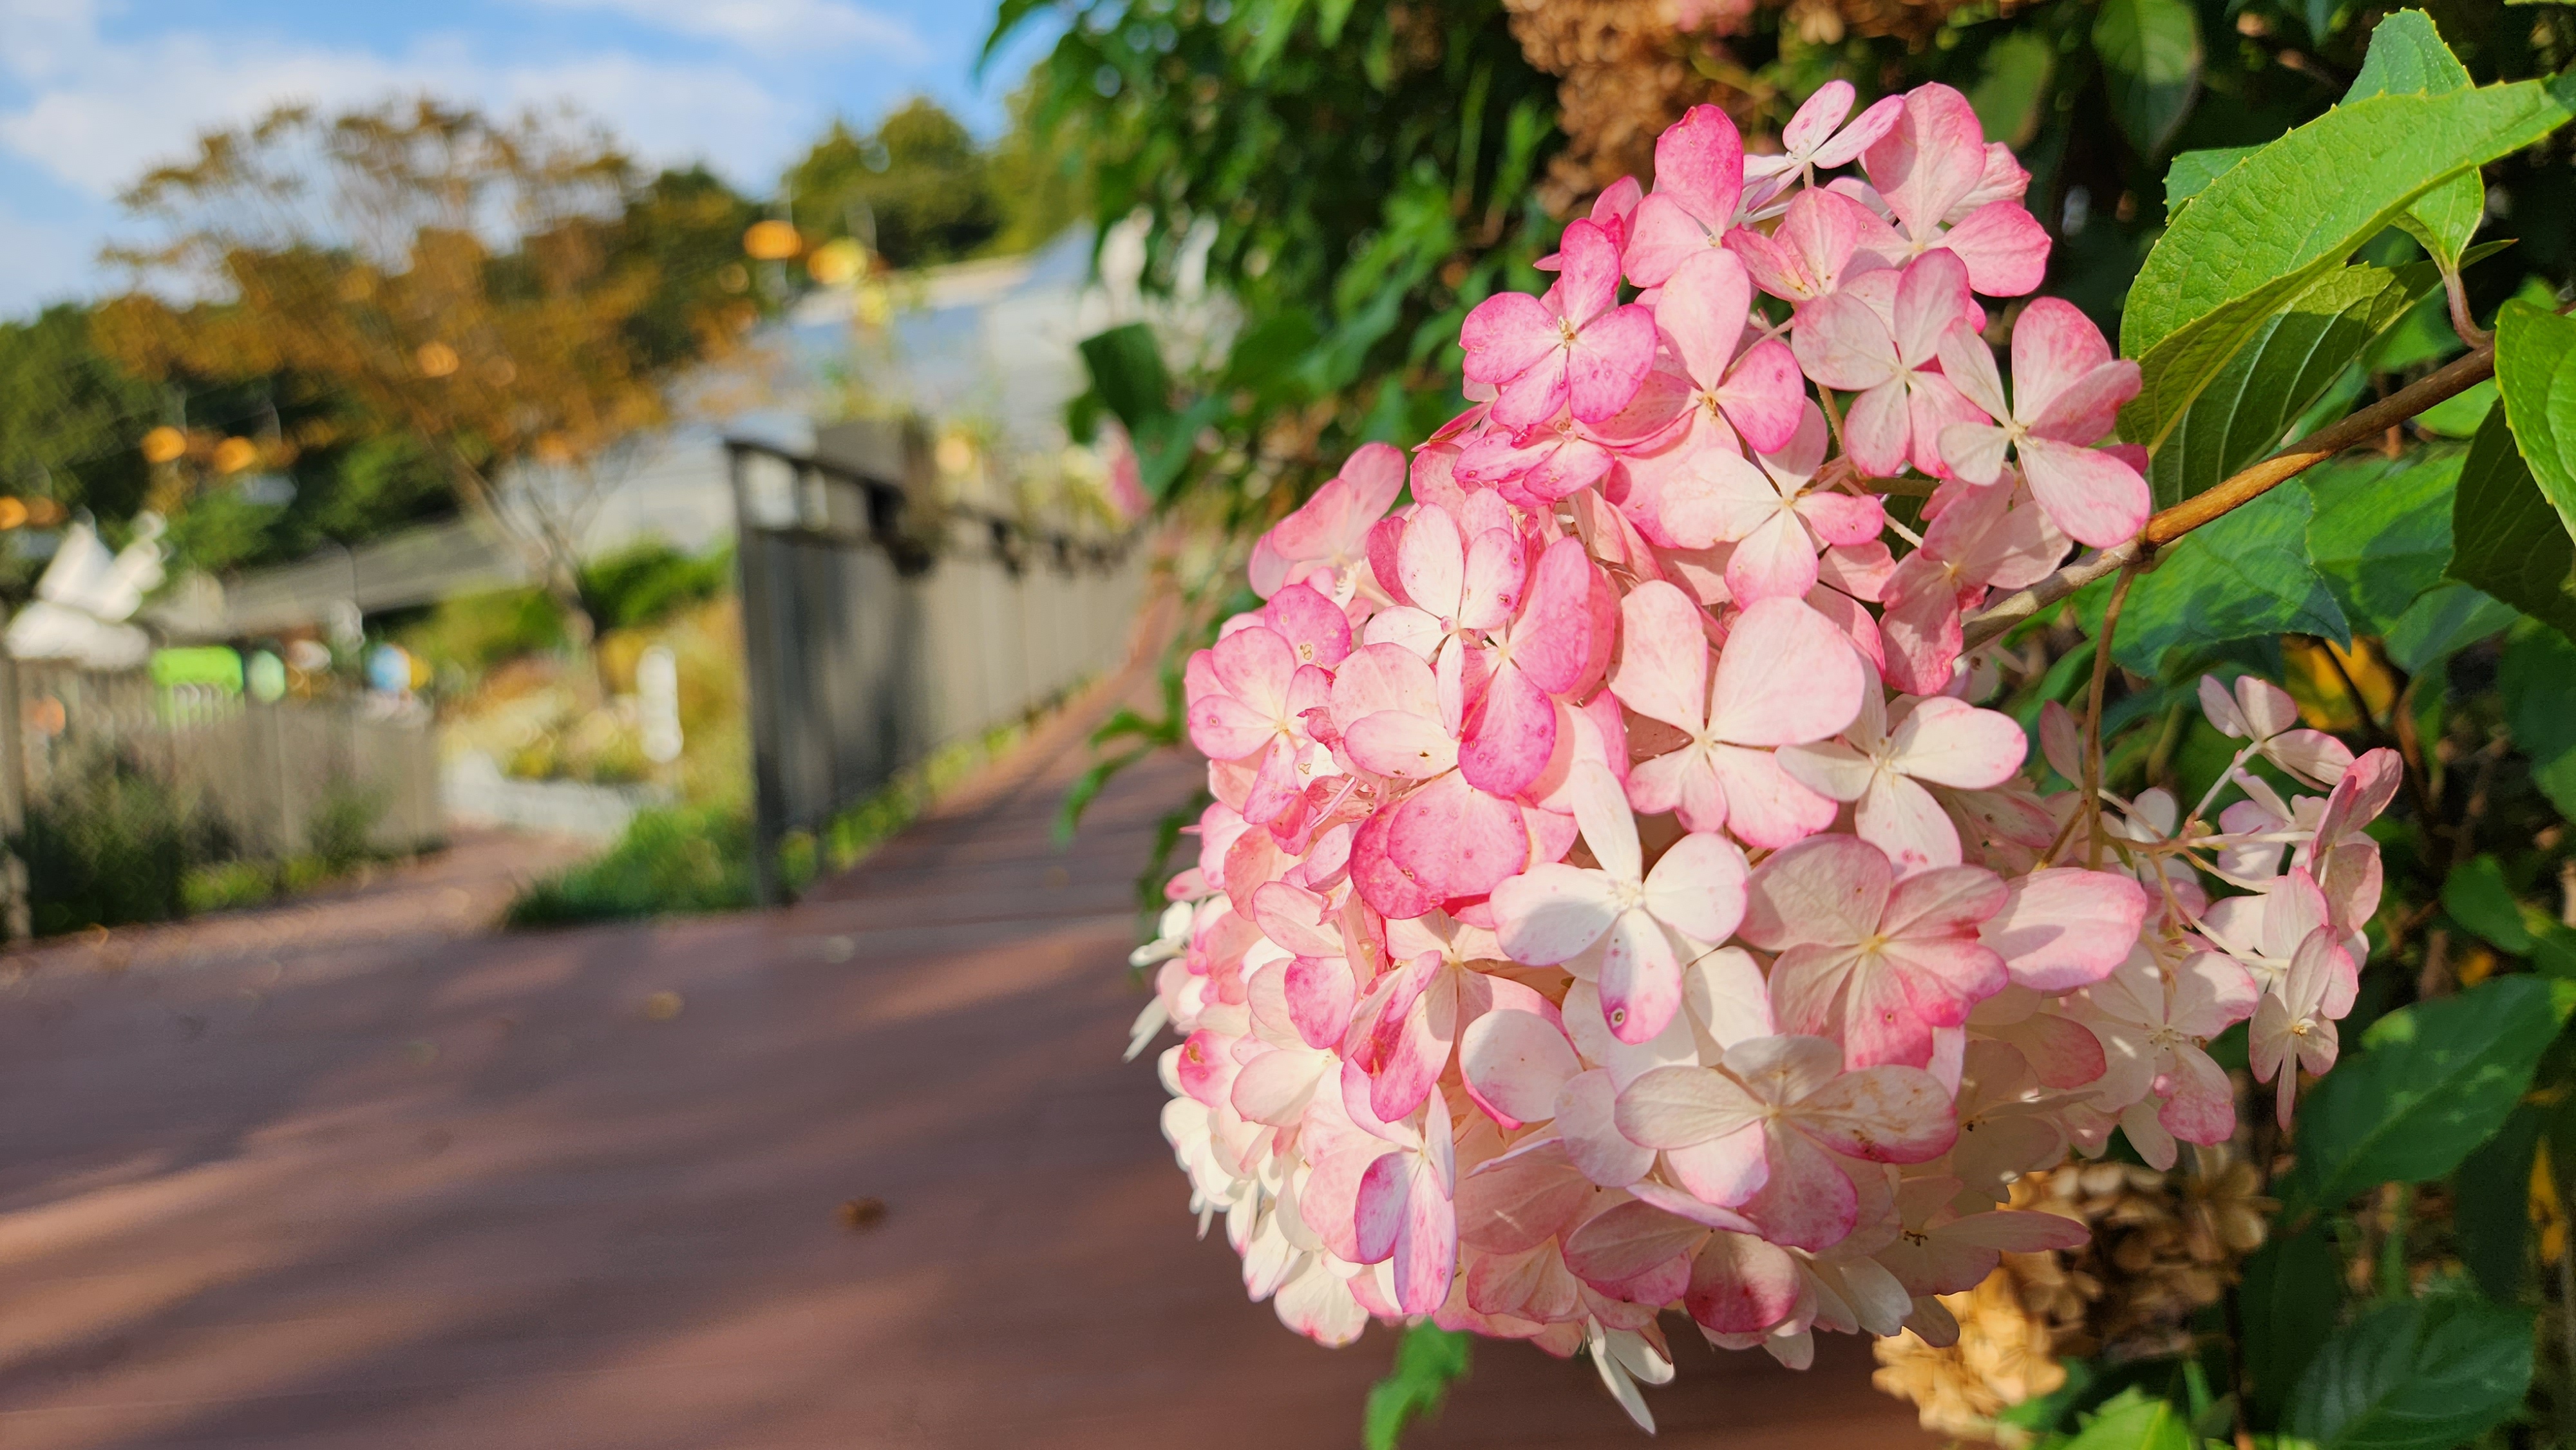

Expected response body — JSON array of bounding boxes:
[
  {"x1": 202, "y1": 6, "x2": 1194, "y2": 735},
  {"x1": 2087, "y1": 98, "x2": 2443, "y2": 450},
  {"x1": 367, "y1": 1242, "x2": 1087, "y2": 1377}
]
[
  {"x1": 2242, "y1": 1223, "x2": 2344, "y2": 1426},
  {"x1": 2444, "y1": 854, "x2": 2537, "y2": 953},
  {"x1": 2083, "y1": 483, "x2": 2347, "y2": 674},
  {"x1": 2501, "y1": 621, "x2": 2576, "y2": 817},
  {"x1": 2120, "y1": 75, "x2": 2573, "y2": 362},
  {"x1": 2447, "y1": 405, "x2": 2576, "y2": 640},
  {"x1": 2344, "y1": 10, "x2": 2485, "y2": 272},
  {"x1": 2456, "y1": 1102, "x2": 2548, "y2": 1303},
  {"x1": 2094, "y1": 0, "x2": 2202, "y2": 158},
  {"x1": 1970, "y1": 29, "x2": 2056, "y2": 148},
  {"x1": 2284, "y1": 1297, "x2": 2533, "y2": 1450},
  {"x1": 2383, "y1": 582, "x2": 2517, "y2": 672},
  {"x1": 2284, "y1": 974, "x2": 2565, "y2": 1210},
  {"x1": 2304, "y1": 448, "x2": 2461, "y2": 634},
  {"x1": 2139, "y1": 261, "x2": 2442, "y2": 504},
  {"x1": 2057, "y1": 1388, "x2": 2195, "y2": 1450},
  {"x1": 2164, "y1": 145, "x2": 2260, "y2": 218},
  {"x1": 2494, "y1": 299, "x2": 2576, "y2": 532}
]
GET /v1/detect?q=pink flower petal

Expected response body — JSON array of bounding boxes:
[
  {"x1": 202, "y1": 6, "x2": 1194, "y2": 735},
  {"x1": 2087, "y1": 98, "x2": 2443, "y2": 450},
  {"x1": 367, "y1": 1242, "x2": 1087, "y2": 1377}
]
[
  {"x1": 2018, "y1": 437, "x2": 2150, "y2": 549},
  {"x1": 1935, "y1": 200, "x2": 2049, "y2": 297},
  {"x1": 1706, "y1": 596, "x2": 1866, "y2": 746},
  {"x1": 1460, "y1": 1008, "x2": 1582, "y2": 1125}
]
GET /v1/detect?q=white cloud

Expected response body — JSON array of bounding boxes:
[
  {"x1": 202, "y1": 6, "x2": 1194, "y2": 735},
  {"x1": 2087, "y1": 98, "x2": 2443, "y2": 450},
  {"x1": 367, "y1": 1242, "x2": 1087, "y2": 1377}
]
[
  {"x1": 0, "y1": 24, "x2": 809, "y2": 204},
  {"x1": 517, "y1": 0, "x2": 926, "y2": 58}
]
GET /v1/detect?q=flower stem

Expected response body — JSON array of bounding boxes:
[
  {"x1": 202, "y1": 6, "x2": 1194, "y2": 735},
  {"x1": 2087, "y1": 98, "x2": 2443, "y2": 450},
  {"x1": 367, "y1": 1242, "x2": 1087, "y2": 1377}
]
[{"x1": 2085, "y1": 562, "x2": 2140, "y2": 871}]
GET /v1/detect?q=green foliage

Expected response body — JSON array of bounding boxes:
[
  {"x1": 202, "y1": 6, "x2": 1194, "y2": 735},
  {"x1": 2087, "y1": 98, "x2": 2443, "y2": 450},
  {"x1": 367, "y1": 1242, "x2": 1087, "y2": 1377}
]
[
  {"x1": 11, "y1": 744, "x2": 220, "y2": 937},
  {"x1": 506, "y1": 804, "x2": 755, "y2": 926},
  {"x1": 990, "y1": 0, "x2": 1561, "y2": 515},
  {"x1": 784, "y1": 100, "x2": 1000, "y2": 268},
  {"x1": 2282, "y1": 975, "x2": 2563, "y2": 1210},
  {"x1": 0, "y1": 303, "x2": 159, "y2": 525},
  {"x1": 2447, "y1": 405, "x2": 2576, "y2": 639},
  {"x1": 2241, "y1": 1224, "x2": 2344, "y2": 1427},
  {"x1": 2092, "y1": 0, "x2": 2202, "y2": 160},
  {"x1": 578, "y1": 540, "x2": 734, "y2": 632},
  {"x1": 1363, "y1": 1323, "x2": 1472, "y2": 1450},
  {"x1": 2044, "y1": 1387, "x2": 2195, "y2": 1450},
  {"x1": 2138, "y1": 260, "x2": 2442, "y2": 508},
  {"x1": 2494, "y1": 298, "x2": 2576, "y2": 534},
  {"x1": 2121, "y1": 76, "x2": 2571, "y2": 362},
  {"x1": 2443, "y1": 854, "x2": 2537, "y2": 954},
  {"x1": 2283, "y1": 1295, "x2": 2534, "y2": 1450},
  {"x1": 2079, "y1": 484, "x2": 2345, "y2": 675},
  {"x1": 2499, "y1": 619, "x2": 2576, "y2": 817},
  {"x1": 397, "y1": 587, "x2": 568, "y2": 675},
  {"x1": 2342, "y1": 10, "x2": 2485, "y2": 274},
  {"x1": 2304, "y1": 450, "x2": 2461, "y2": 636}
]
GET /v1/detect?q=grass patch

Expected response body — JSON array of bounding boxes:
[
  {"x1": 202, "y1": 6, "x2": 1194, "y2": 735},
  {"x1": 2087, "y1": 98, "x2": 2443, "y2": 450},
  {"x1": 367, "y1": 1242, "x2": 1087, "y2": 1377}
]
[
  {"x1": 505, "y1": 713, "x2": 1046, "y2": 927},
  {"x1": 504, "y1": 804, "x2": 756, "y2": 927}
]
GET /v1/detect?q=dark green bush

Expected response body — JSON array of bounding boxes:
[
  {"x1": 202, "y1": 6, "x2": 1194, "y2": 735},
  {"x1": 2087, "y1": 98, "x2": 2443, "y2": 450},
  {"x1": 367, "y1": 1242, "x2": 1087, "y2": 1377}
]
[
  {"x1": 12, "y1": 744, "x2": 225, "y2": 937},
  {"x1": 578, "y1": 540, "x2": 734, "y2": 632}
]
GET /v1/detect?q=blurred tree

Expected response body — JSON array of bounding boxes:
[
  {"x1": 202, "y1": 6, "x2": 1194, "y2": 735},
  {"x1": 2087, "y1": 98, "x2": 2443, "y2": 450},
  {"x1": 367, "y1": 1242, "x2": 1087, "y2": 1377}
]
[
  {"x1": 0, "y1": 304, "x2": 160, "y2": 525},
  {"x1": 92, "y1": 99, "x2": 777, "y2": 647},
  {"x1": 985, "y1": 79, "x2": 1092, "y2": 256},
  {"x1": 783, "y1": 99, "x2": 1002, "y2": 267}
]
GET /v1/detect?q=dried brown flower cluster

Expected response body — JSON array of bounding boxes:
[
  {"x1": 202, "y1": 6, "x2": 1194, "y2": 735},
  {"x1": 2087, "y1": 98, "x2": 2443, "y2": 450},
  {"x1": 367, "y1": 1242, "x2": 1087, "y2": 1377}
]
[
  {"x1": 1502, "y1": 0, "x2": 2018, "y2": 212},
  {"x1": 1502, "y1": 0, "x2": 1726, "y2": 212},
  {"x1": 1873, "y1": 1150, "x2": 2277, "y2": 1444}
]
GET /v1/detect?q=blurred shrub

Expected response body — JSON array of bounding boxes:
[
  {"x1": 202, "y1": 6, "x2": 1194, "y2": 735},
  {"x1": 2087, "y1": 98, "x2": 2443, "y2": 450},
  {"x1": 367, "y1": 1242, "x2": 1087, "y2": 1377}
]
[
  {"x1": 12, "y1": 744, "x2": 225, "y2": 936},
  {"x1": 578, "y1": 540, "x2": 734, "y2": 633},
  {"x1": 307, "y1": 778, "x2": 386, "y2": 874},
  {"x1": 399, "y1": 587, "x2": 567, "y2": 676},
  {"x1": 506, "y1": 804, "x2": 754, "y2": 926}
]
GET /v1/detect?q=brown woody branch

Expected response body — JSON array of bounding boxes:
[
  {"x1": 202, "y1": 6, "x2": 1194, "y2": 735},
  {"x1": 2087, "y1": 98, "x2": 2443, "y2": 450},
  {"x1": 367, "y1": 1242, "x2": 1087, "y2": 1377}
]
[{"x1": 1958, "y1": 343, "x2": 2502, "y2": 652}]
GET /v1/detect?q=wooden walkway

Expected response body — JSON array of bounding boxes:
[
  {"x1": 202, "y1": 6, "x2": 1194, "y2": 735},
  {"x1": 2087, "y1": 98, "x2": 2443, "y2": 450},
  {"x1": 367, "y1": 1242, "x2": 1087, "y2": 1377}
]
[{"x1": 0, "y1": 688, "x2": 1933, "y2": 1449}]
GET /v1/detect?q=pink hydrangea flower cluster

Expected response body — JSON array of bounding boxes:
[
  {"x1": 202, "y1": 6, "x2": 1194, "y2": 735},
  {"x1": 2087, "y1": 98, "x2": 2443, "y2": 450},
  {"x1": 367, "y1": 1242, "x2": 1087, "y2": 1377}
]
[{"x1": 1130, "y1": 82, "x2": 2397, "y2": 1427}]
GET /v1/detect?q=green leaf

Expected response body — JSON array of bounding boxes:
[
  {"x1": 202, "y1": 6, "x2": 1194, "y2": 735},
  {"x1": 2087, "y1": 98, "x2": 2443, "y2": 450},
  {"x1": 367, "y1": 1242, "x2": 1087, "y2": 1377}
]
[
  {"x1": 1078, "y1": 323, "x2": 1174, "y2": 430},
  {"x1": 2139, "y1": 261, "x2": 2443, "y2": 504},
  {"x1": 2054, "y1": 1388, "x2": 2195, "y2": 1450},
  {"x1": 1244, "y1": 0, "x2": 1312, "y2": 77},
  {"x1": 2242, "y1": 1223, "x2": 2344, "y2": 1426},
  {"x1": 2384, "y1": 583, "x2": 2516, "y2": 672},
  {"x1": 2494, "y1": 299, "x2": 2576, "y2": 531},
  {"x1": 2094, "y1": 0, "x2": 2202, "y2": 158},
  {"x1": 2120, "y1": 77, "x2": 2574, "y2": 364},
  {"x1": 2284, "y1": 1296, "x2": 2534, "y2": 1450},
  {"x1": 2165, "y1": 145, "x2": 2260, "y2": 218},
  {"x1": 2304, "y1": 449, "x2": 2462, "y2": 635},
  {"x1": 2285, "y1": 975, "x2": 2566, "y2": 1209},
  {"x1": 2501, "y1": 619, "x2": 2576, "y2": 816},
  {"x1": 2455, "y1": 1101, "x2": 2546, "y2": 1302},
  {"x1": 2445, "y1": 854, "x2": 2536, "y2": 952},
  {"x1": 1364, "y1": 1323, "x2": 1472, "y2": 1450},
  {"x1": 2411, "y1": 377, "x2": 2497, "y2": 437},
  {"x1": 2083, "y1": 484, "x2": 2347, "y2": 675},
  {"x1": 2344, "y1": 10, "x2": 2485, "y2": 272},
  {"x1": 2447, "y1": 405, "x2": 2576, "y2": 639},
  {"x1": 1971, "y1": 29, "x2": 2057, "y2": 147}
]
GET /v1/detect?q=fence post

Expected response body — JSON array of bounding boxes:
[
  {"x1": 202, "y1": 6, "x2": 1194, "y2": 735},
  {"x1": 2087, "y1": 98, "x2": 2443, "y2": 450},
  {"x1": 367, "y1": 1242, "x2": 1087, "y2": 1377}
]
[
  {"x1": 0, "y1": 647, "x2": 27, "y2": 942},
  {"x1": 728, "y1": 442, "x2": 788, "y2": 908}
]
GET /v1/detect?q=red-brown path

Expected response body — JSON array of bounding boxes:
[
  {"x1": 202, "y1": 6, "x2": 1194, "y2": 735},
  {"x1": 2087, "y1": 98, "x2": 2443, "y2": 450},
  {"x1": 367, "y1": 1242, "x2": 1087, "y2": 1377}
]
[{"x1": 0, "y1": 698, "x2": 1936, "y2": 1449}]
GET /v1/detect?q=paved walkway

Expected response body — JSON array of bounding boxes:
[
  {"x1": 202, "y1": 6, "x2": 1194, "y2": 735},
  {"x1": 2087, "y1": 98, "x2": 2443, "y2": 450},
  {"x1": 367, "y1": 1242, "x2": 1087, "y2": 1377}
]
[{"x1": 0, "y1": 691, "x2": 1933, "y2": 1449}]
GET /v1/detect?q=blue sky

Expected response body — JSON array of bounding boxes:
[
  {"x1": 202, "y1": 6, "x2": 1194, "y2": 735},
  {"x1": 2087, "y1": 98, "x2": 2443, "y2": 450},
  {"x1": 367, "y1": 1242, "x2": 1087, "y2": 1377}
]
[{"x1": 0, "y1": 0, "x2": 1053, "y2": 318}]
